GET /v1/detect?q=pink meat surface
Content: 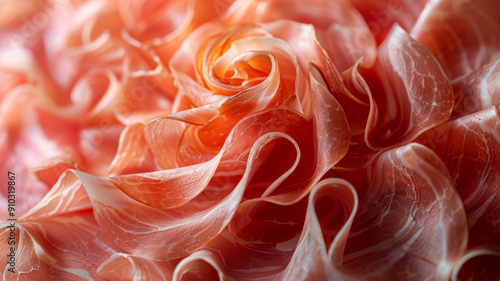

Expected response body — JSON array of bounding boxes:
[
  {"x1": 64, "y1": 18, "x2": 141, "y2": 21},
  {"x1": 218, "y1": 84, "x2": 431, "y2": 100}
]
[{"x1": 1, "y1": 0, "x2": 499, "y2": 280}]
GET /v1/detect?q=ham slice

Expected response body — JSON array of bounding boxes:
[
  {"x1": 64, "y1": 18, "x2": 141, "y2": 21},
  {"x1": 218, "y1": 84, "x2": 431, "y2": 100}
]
[
  {"x1": 351, "y1": 0, "x2": 428, "y2": 44},
  {"x1": 153, "y1": 20, "x2": 350, "y2": 170},
  {"x1": 173, "y1": 178, "x2": 358, "y2": 281},
  {"x1": 280, "y1": 179, "x2": 358, "y2": 281},
  {"x1": 173, "y1": 250, "x2": 229, "y2": 281},
  {"x1": 225, "y1": 0, "x2": 376, "y2": 71},
  {"x1": 0, "y1": 44, "x2": 126, "y2": 221},
  {"x1": 336, "y1": 24, "x2": 453, "y2": 169},
  {"x1": 0, "y1": 0, "x2": 48, "y2": 30},
  {"x1": 18, "y1": 170, "x2": 92, "y2": 222},
  {"x1": 116, "y1": 40, "x2": 174, "y2": 124},
  {"x1": 73, "y1": 54, "x2": 350, "y2": 266},
  {"x1": 450, "y1": 58, "x2": 500, "y2": 119},
  {"x1": 451, "y1": 248, "x2": 500, "y2": 281},
  {"x1": 0, "y1": 88, "x2": 66, "y2": 221},
  {"x1": 122, "y1": 0, "x2": 238, "y2": 63},
  {"x1": 342, "y1": 143, "x2": 468, "y2": 281},
  {"x1": 257, "y1": 63, "x2": 350, "y2": 204},
  {"x1": 174, "y1": 143, "x2": 468, "y2": 281},
  {"x1": 2, "y1": 1, "x2": 499, "y2": 280},
  {"x1": 411, "y1": 0, "x2": 500, "y2": 79},
  {"x1": 0, "y1": 211, "x2": 118, "y2": 280},
  {"x1": 76, "y1": 108, "x2": 313, "y2": 260},
  {"x1": 98, "y1": 253, "x2": 173, "y2": 281},
  {"x1": 106, "y1": 123, "x2": 161, "y2": 176},
  {"x1": 364, "y1": 24, "x2": 453, "y2": 149},
  {"x1": 417, "y1": 107, "x2": 500, "y2": 251}
]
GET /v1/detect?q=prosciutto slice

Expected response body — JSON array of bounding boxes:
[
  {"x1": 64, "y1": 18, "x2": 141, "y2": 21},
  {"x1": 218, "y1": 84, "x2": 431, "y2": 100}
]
[
  {"x1": 0, "y1": 211, "x2": 118, "y2": 280},
  {"x1": 174, "y1": 143, "x2": 469, "y2": 281},
  {"x1": 417, "y1": 108, "x2": 500, "y2": 251},
  {"x1": 2, "y1": 0, "x2": 499, "y2": 280},
  {"x1": 225, "y1": 0, "x2": 376, "y2": 71},
  {"x1": 0, "y1": 87, "x2": 67, "y2": 221},
  {"x1": 351, "y1": 0, "x2": 428, "y2": 44},
  {"x1": 336, "y1": 24, "x2": 453, "y2": 169},
  {"x1": 98, "y1": 253, "x2": 173, "y2": 281},
  {"x1": 342, "y1": 143, "x2": 467, "y2": 281},
  {"x1": 364, "y1": 25, "x2": 453, "y2": 149},
  {"x1": 173, "y1": 178, "x2": 358, "y2": 281},
  {"x1": 19, "y1": 170, "x2": 92, "y2": 222},
  {"x1": 76, "y1": 108, "x2": 312, "y2": 260},
  {"x1": 411, "y1": 0, "x2": 500, "y2": 79},
  {"x1": 451, "y1": 248, "x2": 500, "y2": 281},
  {"x1": 280, "y1": 179, "x2": 358, "y2": 281},
  {"x1": 450, "y1": 58, "x2": 500, "y2": 119},
  {"x1": 115, "y1": 44, "x2": 174, "y2": 125},
  {"x1": 106, "y1": 123, "x2": 161, "y2": 176}
]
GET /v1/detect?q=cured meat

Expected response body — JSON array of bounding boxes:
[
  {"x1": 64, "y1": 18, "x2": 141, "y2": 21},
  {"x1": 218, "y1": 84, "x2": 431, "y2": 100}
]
[
  {"x1": 98, "y1": 253, "x2": 173, "y2": 281},
  {"x1": 364, "y1": 25, "x2": 453, "y2": 149},
  {"x1": 281, "y1": 178, "x2": 358, "y2": 281},
  {"x1": 119, "y1": 0, "x2": 192, "y2": 42},
  {"x1": 76, "y1": 108, "x2": 310, "y2": 260},
  {"x1": 451, "y1": 249, "x2": 500, "y2": 281},
  {"x1": 116, "y1": 44, "x2": 174, "y2": 124},
  {"x1": 225, "y1": 0, "x2": 376, "y2": 71},
  {"x1": 106, "y1": 123, "x2": 160, "y2": 176},
  {"x1": 175, "y1": 143, "x2": 469, "y2": 281},
  {"x1": 19, "y1": 170, "x2": 92, "y2": 222},
  {"x1": 257, "y1": 64, "x2": 350, "y2": 204},
  {"x1": 0, "y1": 61, "x2": 126, "y2": 188},
  {"x1": 411, "y1": 0, "x2": 500, "y2": 79},
  {"x1": 417, "y1": 108, "x2": 500, "y2": 250},
  {"x1": 351, "y1": 0, "x2": 428, "y2": 43},
  {"x1": 174, "y1": 178, "x2": 358, "y2": 281},
  {"x1": 336, "y1": 24, "x2": 454, "y2": 169},
  {"x1": 173, "y1": 250, "x2": 228, "y2": 281},
  {"x1": 0, "y1": 0, "x2": 48, "y2": 30},
  {"x1": 2, "y1": 0, "x2": 500, "y2": 280},
  {"x1": 342, "y1": 143, "x2": 468, "y2": 281},
  {"x1": 149, "y1": 20, "x2": 350, "y2": 169},
  {"x1": 0, "y1": 89, "x2": 68, "y2": 221},
  {"x1": 0, "y1": 211, "x2": 118, "y2": 280},
  {"x1": 121, "y1": 0, "x2": 238, "y2": 62},
  {"x1": 450, "y1": 58, "x2": 500, "y2": 119}
]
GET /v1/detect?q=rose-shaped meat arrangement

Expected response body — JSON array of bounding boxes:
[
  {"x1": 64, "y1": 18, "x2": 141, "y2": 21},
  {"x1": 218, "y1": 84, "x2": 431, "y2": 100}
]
[{"x1": 1, "y1": 0, "x2": 500, "y2": 280}]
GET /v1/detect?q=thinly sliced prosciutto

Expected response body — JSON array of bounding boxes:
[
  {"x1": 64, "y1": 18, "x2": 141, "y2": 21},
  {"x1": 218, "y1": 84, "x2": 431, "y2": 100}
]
[
  {"x1": 98, "y1": 253, "x2": 173, "y2": 281},
  {"x1": 76, "y1": 108, "x2": 311, "y2": 260},
  {"x1": 418, "y1": 108, "x2": 500, "y2": 251},
  {"x1": 225, "y1": 0, "x2": 376, "y2": 71},
  {"x1": 1, "y1": 0, "x2": 499, "y2": 280},
  {"x1": 411, "y1": 0, "x2": 500, "y2": 79},
  {"x1": 1, "y1": 211, "x2": 118, "y2": 280},
  {"x1": 450, "y1": 58, "x2": 500, "y2": 119},
  {"x1": 351, "y1": 0, "x2": 428, "y2": 43},
  {"x1": 451, "y1": 248, "x2": 500, "y2": 281},
  {"x1": 336, "y1": 24, "x2": 453, "y2": 169},
  {"x1": 174, "y1": 178, "x2": 358, "y2": 281},
  {"x1": 342, "y1": 143, "x2": 468, "y2": 281}
]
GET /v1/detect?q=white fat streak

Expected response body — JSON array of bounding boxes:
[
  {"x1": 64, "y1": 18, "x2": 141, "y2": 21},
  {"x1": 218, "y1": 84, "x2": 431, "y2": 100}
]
[
  {"x1": 468, "y1": 193, "x2": 495, "y2": 227},
  {"x1": 173, "y1": 250, "x2": 227, "y2": 281},
  {"x1": 479, "y1": 59, "x2": 500, "y2": 109},
  {"x1": 261, "y1": 136, "x2": 300, "y2": 197},
  {"x1": 478, "y1": 108, "x2": 500, "y2": 143},
  {"x1": 326, "y1": 179, "x2": 359, "y2": 265},
  {"x1": 451, "y1": 248, "x2": 500, "y2": 281}
]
